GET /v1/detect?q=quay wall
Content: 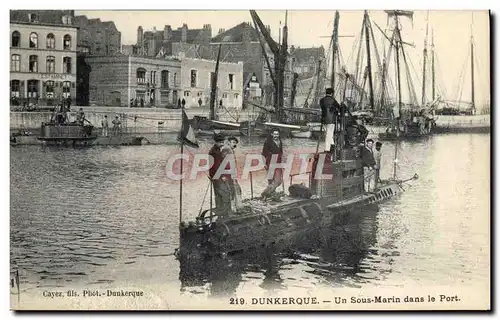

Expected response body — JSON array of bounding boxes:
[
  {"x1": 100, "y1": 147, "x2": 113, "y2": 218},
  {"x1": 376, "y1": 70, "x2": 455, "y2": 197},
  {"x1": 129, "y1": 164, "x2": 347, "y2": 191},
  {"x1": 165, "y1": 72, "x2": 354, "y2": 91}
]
[{"x1": 10, "y1": 106, "x2": 255, "y2": 134}]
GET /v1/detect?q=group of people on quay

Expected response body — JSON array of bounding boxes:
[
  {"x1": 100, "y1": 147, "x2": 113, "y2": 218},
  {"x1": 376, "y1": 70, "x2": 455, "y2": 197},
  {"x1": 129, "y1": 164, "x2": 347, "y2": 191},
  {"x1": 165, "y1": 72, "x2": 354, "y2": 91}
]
[{"x1": 206, "y1": 87, "x2": 385, "y2": 215}]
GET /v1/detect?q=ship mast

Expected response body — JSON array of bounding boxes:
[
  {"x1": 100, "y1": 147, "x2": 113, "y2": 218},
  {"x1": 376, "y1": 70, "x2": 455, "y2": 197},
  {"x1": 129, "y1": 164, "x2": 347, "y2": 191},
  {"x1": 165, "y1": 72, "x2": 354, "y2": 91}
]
[
  {"x1": 331, "y1": 11, "x2": 340, "y2": 91},
  {"x1": 421, "y1": 11, "x2": 429, "y2": 106},
  {"x1": 209, "y1": 44, "x2": 222, "y2": 120},
  {"x1": 431, "y1": 28, "x2": 435, "y2": 101},
  {"x1": 364, "y1": 11, "x2": 375, "y2": 111},
  {"x1": 250, "y1": 10, "x2": 288, "y2": 122},
  {"x1": 470, "y1": 15, "x2": 475, "y2": 115}
]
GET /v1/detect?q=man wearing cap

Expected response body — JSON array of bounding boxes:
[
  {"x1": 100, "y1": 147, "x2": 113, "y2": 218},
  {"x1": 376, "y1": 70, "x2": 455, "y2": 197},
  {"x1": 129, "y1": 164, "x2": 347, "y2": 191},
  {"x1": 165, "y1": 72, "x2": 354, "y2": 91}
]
[
  {"x1": 320, "y1": 88, "x2": 340, "y2": 159},
  {"x1": 222, "y1": 136, "x2": 243, "y2": 211},
  {"x1": 261, "y1": 128, "x2": 284, "y2": 199},
  {"x1": 209, "y1": 134, "x2": 232, "y2": 214}
]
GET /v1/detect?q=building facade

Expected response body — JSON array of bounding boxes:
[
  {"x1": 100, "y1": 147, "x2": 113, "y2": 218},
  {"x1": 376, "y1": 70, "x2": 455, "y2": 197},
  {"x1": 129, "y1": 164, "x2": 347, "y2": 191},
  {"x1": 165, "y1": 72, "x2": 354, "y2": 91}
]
[
  {"x1": 10, "y1": 10, "x2": 78, "y2": 106},
  {"x1": 86, "y1": 55, "x2": 182, "y2": 107},
  {"x1": 85, "y1": 55, "x2": 244, "y2": 109},
  {"x1": 74, "y1": 15, "x2": 122, "y2": 106},
  {"x1": 74, "y1": 15, "x2": 121, "y2": 55},
  {"x1": 201, "y1": 22, "x2": 294, "y2": 106},
  {"x1": 290, "y1": 46, "x2": 326, "y2": 79},
  {"x1": 180, "y1": 58, "x2": 243, "y2": 109}
]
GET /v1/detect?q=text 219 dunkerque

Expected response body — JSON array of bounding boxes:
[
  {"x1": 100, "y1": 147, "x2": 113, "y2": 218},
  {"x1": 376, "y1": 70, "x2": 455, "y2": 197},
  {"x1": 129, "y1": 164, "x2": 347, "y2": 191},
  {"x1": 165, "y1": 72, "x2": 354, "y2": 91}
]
[{"x1": 230, "y1": 297, "x2": 319, "y2": 305}]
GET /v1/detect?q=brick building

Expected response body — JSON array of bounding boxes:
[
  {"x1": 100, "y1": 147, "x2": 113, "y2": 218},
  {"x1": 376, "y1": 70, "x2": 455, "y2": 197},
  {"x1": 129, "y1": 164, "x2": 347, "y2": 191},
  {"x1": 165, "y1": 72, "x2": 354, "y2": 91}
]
[
  {"x1": 74, "y1": 15, "x2": 121, "y2": 55},
  {"x1": 74, "y1": 15, "x2": 122, "y2": 106},
  {"x1": 10, "y1": 10, "x2": 78, "y2": 106},
  {"x1": 201, "y1": 22, "x2": 294, "y2": 106},
  {"x1": 86, "y1": 55, "x2": 181, "y2": 107},
  {"x1": 134, "y1": 24, "x2": 212, "y2": 57},
  {"x1": 290, "y1": 46, "x2": 326, "y2": 80},
  {"x1": 85, "y1": 55, "x2": 243, "y2": 109}
]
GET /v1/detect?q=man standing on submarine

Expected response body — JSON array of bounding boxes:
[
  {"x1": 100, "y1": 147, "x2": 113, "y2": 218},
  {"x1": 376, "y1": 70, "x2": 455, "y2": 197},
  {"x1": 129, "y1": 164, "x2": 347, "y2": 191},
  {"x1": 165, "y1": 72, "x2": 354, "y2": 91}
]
[{"x1": 320, "y1": 87, "x2": 341, "y2": 161}]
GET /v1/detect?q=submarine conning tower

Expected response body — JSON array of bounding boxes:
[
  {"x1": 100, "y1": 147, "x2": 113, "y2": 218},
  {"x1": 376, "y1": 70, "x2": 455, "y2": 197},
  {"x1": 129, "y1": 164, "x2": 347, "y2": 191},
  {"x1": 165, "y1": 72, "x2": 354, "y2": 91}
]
[{"x1": 309, "y1": 105, "x2": 366, "y2": 201}]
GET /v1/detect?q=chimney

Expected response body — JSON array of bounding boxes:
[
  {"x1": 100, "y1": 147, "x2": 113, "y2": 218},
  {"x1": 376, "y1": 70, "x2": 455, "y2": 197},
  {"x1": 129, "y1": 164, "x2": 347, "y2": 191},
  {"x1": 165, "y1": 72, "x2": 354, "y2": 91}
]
[
  {"x1": 218, "y1": 28, "x2": 225, "y2": 35},
  {"x1": 164, "y1": 25, "x2": 172, "y2": 41},
  {"x1": 181, "y1": 23, "x2": 188, "y2": 42},
  {"x1": 137, "y1": 26, "x2": 144, "y2": 46}
]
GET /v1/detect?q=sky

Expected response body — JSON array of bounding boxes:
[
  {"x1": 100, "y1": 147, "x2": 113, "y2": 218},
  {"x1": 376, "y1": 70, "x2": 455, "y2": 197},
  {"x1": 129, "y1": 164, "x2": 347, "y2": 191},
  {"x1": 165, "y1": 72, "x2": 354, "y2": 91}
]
[{"x1": 77, "y1": 10, "x2": 490, "y2": 108}]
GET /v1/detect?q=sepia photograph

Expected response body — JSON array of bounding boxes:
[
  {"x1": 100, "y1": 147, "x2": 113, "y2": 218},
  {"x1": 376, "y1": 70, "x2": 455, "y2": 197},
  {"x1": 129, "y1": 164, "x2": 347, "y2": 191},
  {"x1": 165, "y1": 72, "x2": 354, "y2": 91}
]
[{"x1": 8, "y1": 7, "x2": 491, "y2": 311}]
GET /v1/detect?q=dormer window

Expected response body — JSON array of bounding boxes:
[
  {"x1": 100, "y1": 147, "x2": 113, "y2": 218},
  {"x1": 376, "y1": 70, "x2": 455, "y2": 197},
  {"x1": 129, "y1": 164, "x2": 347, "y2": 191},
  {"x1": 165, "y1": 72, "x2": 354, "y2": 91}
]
[
  {"x1": 62, "y1": 15, "x2": 72, "y2": 25},
  {"x1": 29, "y1": 13, "x2": 38, "y2": 23}
]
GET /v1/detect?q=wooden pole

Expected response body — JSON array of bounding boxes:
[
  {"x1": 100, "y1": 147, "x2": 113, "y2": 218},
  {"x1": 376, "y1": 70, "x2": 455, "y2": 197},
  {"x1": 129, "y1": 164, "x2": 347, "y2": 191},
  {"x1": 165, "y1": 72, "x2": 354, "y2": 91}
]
[{"x1": 179, "y1": 141, "x2": 184, "y2": 225}]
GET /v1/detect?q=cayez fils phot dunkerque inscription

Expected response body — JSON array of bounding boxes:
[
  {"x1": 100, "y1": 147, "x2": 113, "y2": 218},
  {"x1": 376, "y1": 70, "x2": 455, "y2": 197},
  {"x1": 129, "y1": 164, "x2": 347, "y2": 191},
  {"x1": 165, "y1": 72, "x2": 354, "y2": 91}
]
[{"x1": 9, "y1": 9, "x2": 490, "y2": 311}]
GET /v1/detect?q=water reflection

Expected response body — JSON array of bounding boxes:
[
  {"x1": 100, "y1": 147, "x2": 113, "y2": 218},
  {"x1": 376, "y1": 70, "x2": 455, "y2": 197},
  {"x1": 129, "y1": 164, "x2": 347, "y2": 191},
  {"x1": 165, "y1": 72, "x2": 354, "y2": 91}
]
[{"x1": 178, "y1": 203, "x2": 397, "y2": 296}]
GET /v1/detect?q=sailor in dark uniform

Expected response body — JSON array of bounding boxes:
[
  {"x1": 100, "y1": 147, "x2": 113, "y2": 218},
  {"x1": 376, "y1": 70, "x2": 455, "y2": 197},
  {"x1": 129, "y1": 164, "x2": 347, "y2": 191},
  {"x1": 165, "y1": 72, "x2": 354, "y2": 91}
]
[
  {"x1": 320, "y1": 87, "x2": 341, "y2": 158},
  {"x1": 209, "y1": 134, "x2": 232, "y2": 214}
]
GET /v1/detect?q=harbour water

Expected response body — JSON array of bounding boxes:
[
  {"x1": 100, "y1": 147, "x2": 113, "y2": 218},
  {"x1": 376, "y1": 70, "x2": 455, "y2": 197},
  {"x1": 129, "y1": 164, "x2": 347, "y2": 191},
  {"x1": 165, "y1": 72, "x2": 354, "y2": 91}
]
[{"x1": 10, "y1": 133, "x2": 490, "y2": 309}]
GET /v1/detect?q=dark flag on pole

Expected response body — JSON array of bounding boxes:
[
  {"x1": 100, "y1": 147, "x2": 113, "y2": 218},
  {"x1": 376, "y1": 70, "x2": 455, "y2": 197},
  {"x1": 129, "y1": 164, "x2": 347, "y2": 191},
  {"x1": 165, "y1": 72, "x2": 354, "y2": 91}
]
[{"x1": 177, "y1": 108, "x2": 199, "y2": 148}]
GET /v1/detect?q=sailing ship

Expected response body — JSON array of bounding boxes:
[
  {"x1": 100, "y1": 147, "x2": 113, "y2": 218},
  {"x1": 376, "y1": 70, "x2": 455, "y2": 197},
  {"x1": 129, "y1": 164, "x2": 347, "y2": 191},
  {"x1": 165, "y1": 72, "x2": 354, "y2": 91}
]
[
  {"x1": 433, "y1": 14, "x2": 490, "y2": 134},
  {"x1": 377, "y1": 11, "x2": 436, "y2": 140},
  {"x1": 174, "y1": 11, "x2": 418, "y2": 261}
]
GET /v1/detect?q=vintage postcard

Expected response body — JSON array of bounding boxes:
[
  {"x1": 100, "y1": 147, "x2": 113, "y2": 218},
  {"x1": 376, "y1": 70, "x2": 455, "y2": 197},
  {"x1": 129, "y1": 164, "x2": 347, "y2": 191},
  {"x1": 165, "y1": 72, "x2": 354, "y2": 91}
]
[{"x1": 9, "y1": 9, "x2": 491, "y2": 311}]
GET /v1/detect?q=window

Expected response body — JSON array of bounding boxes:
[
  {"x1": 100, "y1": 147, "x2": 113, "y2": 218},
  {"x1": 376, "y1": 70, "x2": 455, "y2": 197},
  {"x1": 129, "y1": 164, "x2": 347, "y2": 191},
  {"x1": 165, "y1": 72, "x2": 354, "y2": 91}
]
[
  {"x1": 222, "y1": 93, "x2": 228, "y2": 98},
  {"x1": 190, "y1": 70, "x2": 197, "y2": 87},
  {"x1": 45, "y1": 81, "x2": 55, "y2": 98},
  {"x1": 234, "y1": 93, "x2": 239, "y2": 99},
  {"x1": 63, "y1": 34, "x2": 71, "y2": 50},
  {"x1": 11, "y1": 54, "x2": 20, "y2": 72},
  {"x1": 184, "y1": 91, "x2": 190, "y2": 97},
  {"x1": 63, "y1": 57, "x2": 72, "y2": 74},
  {"x1": 62, "y1": 15, "x2": 72, "y2": 25},
  {"x1": 29, "y1": 32, "x2": 38, "y2": 48},
  {"x1": 29, "y1": 55, "x2": 38, "y2": 72},
  {"x1": 173, "y1": 73, "x2": 177, "y2": 86},
  {"x1": 11, "y1": 31, "x2": 20, "y2": 47},
  {"x1": 46, "y1": 56, "x2": 55, "y2": 73},
  {"x1": 197, "y1": 92, "x2": 203, "y2": 97},
  {"x1": 137, "y1": 68, "x2": 146, "y2": 84},
  {"x1": 46, "y1": 33, "x2": 55, "y2": 49},
  {"x1": 150, "y1": 71, "x2": 156, "y2": 85},
  {"x1": 29, "y1": 13, "x2": 38, "y2": 23},
  {"x1": 62, "y1": 81, "x2": 71, "y2": 98},
  {"x1": 161, "y1": 70, "x2": 169, "y2": 88},
  {"x1": 27, "y1": 80, "x2": 39, "y2": 98},
  {"x1": 229, "y1": 74, "x2": 234, "y2": 90},
  {"x1": 11, "y1": 80, "x2": 20, "y2": 98}
]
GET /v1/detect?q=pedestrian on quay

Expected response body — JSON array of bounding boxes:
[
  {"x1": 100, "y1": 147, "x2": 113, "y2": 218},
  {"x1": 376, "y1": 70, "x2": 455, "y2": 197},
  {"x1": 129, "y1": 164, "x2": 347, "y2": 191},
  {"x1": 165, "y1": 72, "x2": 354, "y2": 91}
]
[{"x1": 101, "y1": 115, "x2": 109, "y2": 137}]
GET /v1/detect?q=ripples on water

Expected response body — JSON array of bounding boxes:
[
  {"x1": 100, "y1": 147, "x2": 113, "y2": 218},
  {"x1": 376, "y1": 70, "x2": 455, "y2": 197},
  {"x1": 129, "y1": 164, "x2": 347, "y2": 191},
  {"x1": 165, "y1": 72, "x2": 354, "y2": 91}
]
[{"x1": 10, "y1": 134, "x2": 490, "y2": 295}]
